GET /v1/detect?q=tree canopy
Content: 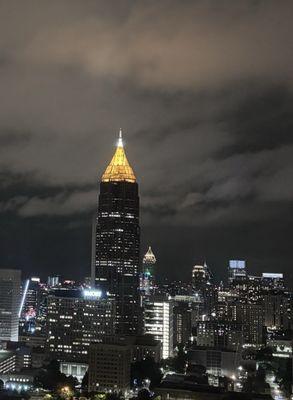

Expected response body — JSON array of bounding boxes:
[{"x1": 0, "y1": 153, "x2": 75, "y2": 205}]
[{"x1": 34, "y1": 359, "x2": 78, "y2": 392}]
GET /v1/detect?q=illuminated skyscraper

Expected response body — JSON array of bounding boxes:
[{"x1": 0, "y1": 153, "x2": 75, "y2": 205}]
[
  {"x1": 0, "y1": 269, "x2": 21, "y2": 342},
  {"x1": 144, "y1": 298, "x2": 173, "y2": 359},
  {"x1": 93, "y1": 130, "x2": 140, "y2": 335},
  {"x1": 228, "y1": 260, "x2": 247, "y2": 284},
  {"x1": 192, "y1": 263, "x2": 211, "y2": 291},
  {"x1": 140, "y1": 246, "x2": 156, "y2": 296},
  {"x1": 19, "y1": 277, "x2": 40, "y2": 335},
  {"x1": 191, "y1": 262, "x2": 215, "y2": 316}
]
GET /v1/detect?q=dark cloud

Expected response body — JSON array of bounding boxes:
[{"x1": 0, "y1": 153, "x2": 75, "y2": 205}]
[
  {"x1": 0, "y1": 131, "x2": 31, "y2": 148},
  {"x1": 0, "y1": 0, "x2": 292, "y2": 284},
  {"x1": 18, "y1": 190, "x2": 96, "y2": 217}
]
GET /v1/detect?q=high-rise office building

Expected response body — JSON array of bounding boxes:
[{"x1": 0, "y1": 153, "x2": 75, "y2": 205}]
[
  {"x1": 94, "y1": 131, "x2": 140, "y2": 335},
  {"x1": 0, "y1": 269, "x2": 21, "y2": 342},
  {"x1": 19, "y1": 277, "x2": 41, "y2": 335},
  {"x1": 144, "y1": 297, "x2": 173, "y2": 359},
  {"x1": 191, "y1": 263, "x2": 215, "y2": 316},
  {"x1": 173, "y1": 302, "x2": 192, "y2": 347},
  {"x1": 192, "y1": 263, "x2": 211, "y2": 291},
  {"x1": 140, "y1": 246, "x2": 156, "y2": 296},
  {"x1": 19, "y1": 278, "x2": 48, "y2": 346},
  {"x1": 22, "y1": 278, "x2": 40, "y2": 313},
  {"x1": 231, "y1": 301, "x2": 264, "y2": 345},
  {"x1": 228, "y1": 260, "x2": 247, "y2": 283},
  {"x1": 46, "y1": 288, "x2": 115, "y2": 362},
  {"x1": 263, "y1": 290, "x2": 292, "y2": 330},
  {"x1": 47, "y1": 276, "x2": 60, "y2": 288}
]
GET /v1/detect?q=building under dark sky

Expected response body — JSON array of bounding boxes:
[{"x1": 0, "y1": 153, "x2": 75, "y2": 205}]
[
  {"x1": 0, "y1": 1, "x2": 292, "y2": 285},
  {"x1": 94, "y1": 130, "x2": 140, "y2": 335}
]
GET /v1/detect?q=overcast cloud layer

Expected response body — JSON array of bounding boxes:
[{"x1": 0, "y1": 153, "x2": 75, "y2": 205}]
[{"x1": 0, "y1": 0, "x2": 292, "y2": 283}]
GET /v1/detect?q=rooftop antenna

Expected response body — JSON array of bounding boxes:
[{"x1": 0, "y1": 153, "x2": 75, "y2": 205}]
[{"x1": 117, "y1": 128, "x2": 123, "y2": 147}]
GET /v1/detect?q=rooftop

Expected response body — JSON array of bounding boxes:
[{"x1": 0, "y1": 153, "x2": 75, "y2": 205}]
[
  {"x1": 101, "y1": 130, "x2": 136, "y2": 183},
  {"x1": 0, "y1": 350, "x2": 14, "y2": 363}
]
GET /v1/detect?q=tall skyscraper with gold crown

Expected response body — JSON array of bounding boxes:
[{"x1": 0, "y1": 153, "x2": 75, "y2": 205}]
[{"x1": 93, "y1": 130, "x2": 140, "y2": 335}]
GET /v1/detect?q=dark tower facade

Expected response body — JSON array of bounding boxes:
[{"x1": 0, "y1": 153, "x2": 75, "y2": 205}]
[{"x1": 94, "y1": 131, "x2": 140, "y2": 335}]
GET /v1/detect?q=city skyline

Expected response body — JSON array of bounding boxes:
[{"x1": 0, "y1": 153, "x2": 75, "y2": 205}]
[
  {"x1": 0, "y1": 1, "x2": 292, "y2": 285},
  {"x1": 0, "y1": 127, "x2": 291, "y2": 285},
  {"x1": 0, "y1": 3, "x2": 292, "y2": 399}
]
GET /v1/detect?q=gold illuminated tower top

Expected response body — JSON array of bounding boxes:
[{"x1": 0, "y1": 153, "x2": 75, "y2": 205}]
[{"x1": 101, "y1": 129, "x2": 136, "y2": 183}]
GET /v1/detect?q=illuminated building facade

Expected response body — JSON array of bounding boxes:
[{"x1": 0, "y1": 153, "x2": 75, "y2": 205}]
[
  {"x1": 94, "y1": 131, "x2": 140, "y2": 335},
  {"x1": 1, "y1": 371, "x2": 36, "y2": 392},
  {"x1": 140, "y1": 246, "x2": 156, "y2": 296},
  {"x1": 196, "y1": 321, "x2": 243, "y2": 350},
  {"x1": 60, "y1": 362, "x2": 88, "y2": 383},
  {"x1": 263, "y1": 290, "x2": 292, "y2": 330},
  {"x1": 0, "y1": 351, "x2": 17, "y2": 374},
  {"x1": 231, "y1": 301, "x2": 264, "y2": 345},
  {"x1": 192, "y1": 263, "x2": 211, "y2": 291},
  {"x1": 173, "y1": 302, "x2": 192, "y2": 347},
  {"x1": 46, "y1": 288, "x2": 115, "y2": 362},
  {"x1": 47, "y1": 276, "x2": 60, "y2": 288},
  {"x1": 192, "y1": 263, "x2": 216, "y2": 316},
  {"x1": 19, "y1": 277, "x2": 48, "y2": 344},
  {"x1": 144, "y1": 297, "x2": 173, "y2": 359},
  {"x1": 0, "y1": 269, "x2": 21, "y2": 342},
  {"x1": 228, "y1": 260, "x2": 247, "y2": 283},
  {"x1": 261, "y1": 272, "x2": 284, "y2": 290},
  {"x1": 19, "y1": 277, "x2": 41, "y2": 335}
]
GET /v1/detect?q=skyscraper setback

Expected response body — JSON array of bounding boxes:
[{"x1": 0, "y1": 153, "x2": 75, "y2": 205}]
[{"x1": 93, "y1": 131, "x2": 140, "y2": 335}]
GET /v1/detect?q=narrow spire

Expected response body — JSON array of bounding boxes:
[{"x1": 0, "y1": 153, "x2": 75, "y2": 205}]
[{"x1": 117, "y1": 128, "x2": 123, "y2": 148}]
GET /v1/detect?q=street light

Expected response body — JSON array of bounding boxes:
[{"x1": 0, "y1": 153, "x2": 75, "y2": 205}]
[{"x1": 60, "y1": 386, "x2": 73, "y2": 398}]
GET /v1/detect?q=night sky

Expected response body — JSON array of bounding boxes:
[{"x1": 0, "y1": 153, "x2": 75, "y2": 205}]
[{"x1": 0, "y1": 1, "x2": 292, "y2": 285}]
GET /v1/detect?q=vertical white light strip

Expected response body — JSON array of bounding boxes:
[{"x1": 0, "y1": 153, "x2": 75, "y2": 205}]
[{"x1": 18, "y1": 279, "x2": 30, "y2": 318}]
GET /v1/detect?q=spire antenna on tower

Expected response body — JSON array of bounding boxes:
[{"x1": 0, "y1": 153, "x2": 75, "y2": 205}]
[{"x1": 117, "y1": 128, "x2": 123, "y2": 147}]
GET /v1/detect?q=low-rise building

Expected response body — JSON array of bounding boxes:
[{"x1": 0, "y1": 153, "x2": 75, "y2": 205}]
[
  {"x1": 0, "y1": 369, "x2": 38, "y2": 392},
  {"x1": 60, "y1": 361, "x2": 88, "y2": 382},
  {"x1": 125, "y1": 334, "x2": 162, "y2": 362},
  {"x1": 188, "y1": 347, "x2": 242, "y2": 378},
  {"x1": 0, "y1": 350, "x2": 17, "y2": 374}
]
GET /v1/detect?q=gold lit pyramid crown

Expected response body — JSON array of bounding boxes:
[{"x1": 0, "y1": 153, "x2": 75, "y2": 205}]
[
  {"x1": 101, "y1": 130, "x2": 136, "y2": 183},
  {"x1": 143, "y1": 246, "x2": 156, "y2": 264}
]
